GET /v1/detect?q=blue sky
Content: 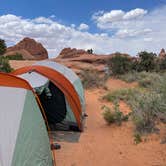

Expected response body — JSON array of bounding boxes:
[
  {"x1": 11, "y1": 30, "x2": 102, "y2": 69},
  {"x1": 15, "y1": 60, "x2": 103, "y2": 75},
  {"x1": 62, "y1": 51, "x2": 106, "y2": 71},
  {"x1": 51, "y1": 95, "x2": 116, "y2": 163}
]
[{"x1": 0, "y1": 0, "x2": 166, "y2": 57}]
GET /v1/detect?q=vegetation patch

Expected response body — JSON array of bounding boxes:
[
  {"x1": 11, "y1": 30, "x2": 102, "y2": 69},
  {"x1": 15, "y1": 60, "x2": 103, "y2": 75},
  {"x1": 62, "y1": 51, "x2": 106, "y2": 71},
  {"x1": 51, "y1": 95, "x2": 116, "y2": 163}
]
[
  {"x1": 133, "y1": 133, "x2": 142, "y2": 144},
  {"x1": 6, "y1": 53, "x2": 24, "y2": 60},
  {"x1": 102, "y1": 102, "x2": 128, "y2": 126},
  {"x1": 80, "y1": 68, "x2": 108, "y2": 89},
  {"x1": 102, "y1": 88, "x2": 140, "y2": 105},
  {"x1": 0, "y1": 56, "x2": 13, "y2": 73},
  {"x1": 103, "y1": 74, "x2": 166, "y2": 135},
  {"x1": 107, "y1": 53, "x2": 132, "y2": 75}
]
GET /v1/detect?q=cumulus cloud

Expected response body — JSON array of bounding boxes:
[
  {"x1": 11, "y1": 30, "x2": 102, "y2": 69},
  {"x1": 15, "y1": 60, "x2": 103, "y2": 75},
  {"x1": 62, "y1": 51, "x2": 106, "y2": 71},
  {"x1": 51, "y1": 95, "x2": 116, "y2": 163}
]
[
  {"x1": 93, "y1": 8, "x2": 147, "y2": 29},
  {"x1": 97, "y1": 10, "x2": 125, "y2": 23},
  {"x1": 116, "y1": 28, "x2": 152, "y2": 38},
  {"x1": 0, "y1": 6, "x2": 166, "y2": 57},
  {"x1": 123, "y1": 8, "x2": 147, "y2": 20},
  {"x1": 78, "y1": 23, "x2": 89, "y2": 31}
]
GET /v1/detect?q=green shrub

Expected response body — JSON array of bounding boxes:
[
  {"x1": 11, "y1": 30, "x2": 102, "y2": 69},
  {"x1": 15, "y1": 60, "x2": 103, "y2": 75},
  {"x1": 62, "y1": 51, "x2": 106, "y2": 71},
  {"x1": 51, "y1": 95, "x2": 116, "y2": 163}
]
[
  {"x1": 137, "y1": 51, "x2": 157, "y2": 72},
  {"x1": 159, "y1": 57, "x2": 166, "y2": 71},
  {"x1": 117, "y1": 71, "x2": 139, "y2": 83},
  {"x1": 0, "y1": 56, "x2": 13, "y2": 73},
  {"x1": 102, "y1": 103, "x2": 128, "y2": 125},
  {"x1": 138, "y1": 78, "x2": 154, "y2": 88},
  {"x1": 87, "y1": 49, "x2": 93, "y2": 54},
  {"x1": 134, "y1": 133, "x2": 142, "y2": 144},
  {"x1": 103, "y1": 88, "x2": 139, "y2": 104},
  {"x1": 80, "y1": 68, "x2": 107, "y2": 89},
  {"x1": 138, "y1": 73, "x2": 162, "y2": 89},
  {"x1": 0, "y1": 39, "x2": 7, "y2": 55},
  {"x1": 6, "y1": 53, "x2": 24, "y2": 60},
  {"x1": 118, "y1": 72, "x2": 162, "y2": 89},
  {"x1": 108, "y1": 54, "x2": 132, "y2": 75},
  {"x1": 131, "y1": 92, "x2": 163, "y2": 134}
]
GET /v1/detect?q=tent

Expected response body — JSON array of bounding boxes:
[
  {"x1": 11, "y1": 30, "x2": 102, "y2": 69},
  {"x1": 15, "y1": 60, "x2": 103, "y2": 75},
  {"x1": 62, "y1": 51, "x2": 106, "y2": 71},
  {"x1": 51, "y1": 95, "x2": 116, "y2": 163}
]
[
  {"x1": 12, "y1": 61, "x2": 85, "y2": 131},
  {"x1": 0, "y1": 72, "x2": 55, "y2": 166}
]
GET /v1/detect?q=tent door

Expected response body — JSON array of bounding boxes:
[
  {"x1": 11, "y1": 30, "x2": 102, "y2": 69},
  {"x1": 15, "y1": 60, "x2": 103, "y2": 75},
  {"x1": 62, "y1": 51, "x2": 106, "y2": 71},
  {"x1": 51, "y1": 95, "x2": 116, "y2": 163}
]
[{"x1": 39, "y1": 82, "x2": 67, "y2": 125}]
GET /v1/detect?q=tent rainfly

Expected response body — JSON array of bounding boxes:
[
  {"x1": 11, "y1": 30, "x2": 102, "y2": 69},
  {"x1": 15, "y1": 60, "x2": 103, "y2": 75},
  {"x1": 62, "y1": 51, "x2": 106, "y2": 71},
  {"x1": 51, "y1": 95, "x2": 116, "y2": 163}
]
[
  {"x1": 12, "y1": 61, "x2": 86, "y2": 131},
  {"x1": 0, "y1": 72, "x2": 55, "y2": 166}
]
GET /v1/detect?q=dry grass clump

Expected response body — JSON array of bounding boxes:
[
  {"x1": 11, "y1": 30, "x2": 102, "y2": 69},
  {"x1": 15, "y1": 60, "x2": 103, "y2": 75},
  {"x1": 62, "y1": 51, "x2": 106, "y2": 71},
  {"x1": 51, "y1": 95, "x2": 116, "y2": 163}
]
[
  {"x1": 80, "y1": 68, "x2": 108, "y2": 89},
  {"x1": 102, "y1": 102, "x2": 128, "y2": 126}
]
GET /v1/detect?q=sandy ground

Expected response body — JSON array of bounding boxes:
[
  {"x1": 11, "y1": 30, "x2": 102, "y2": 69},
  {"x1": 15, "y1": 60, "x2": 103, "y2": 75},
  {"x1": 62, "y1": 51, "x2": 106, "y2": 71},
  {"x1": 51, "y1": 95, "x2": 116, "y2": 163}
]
[
  {"x1": 9, "y1": 60, "x2": 36, "y2": 69},
  {"x1": 55, "y1": 82, "x2": 166, "y2": 166}
]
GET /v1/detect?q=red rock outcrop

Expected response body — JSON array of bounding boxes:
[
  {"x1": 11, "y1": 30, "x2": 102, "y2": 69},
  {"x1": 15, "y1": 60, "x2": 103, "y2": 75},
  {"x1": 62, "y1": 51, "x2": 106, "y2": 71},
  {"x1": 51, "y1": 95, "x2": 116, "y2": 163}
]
[
  {"x1": 6, "y1": 37, "x2": 48, "y2": 60},
  {"x1": 59, "y1": 47, "x2": 88, "y2": 58},
  {"x1": 159, "y1": 48, "x2": 166, "y2": 58}
]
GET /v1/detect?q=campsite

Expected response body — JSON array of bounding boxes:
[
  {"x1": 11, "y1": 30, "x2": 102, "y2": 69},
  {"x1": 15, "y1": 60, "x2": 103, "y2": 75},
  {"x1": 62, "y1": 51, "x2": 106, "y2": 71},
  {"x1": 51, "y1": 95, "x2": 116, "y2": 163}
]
[
  {"x1": 1, "y1": 1, "x2": 166, "y2": 165},
  {"x1": 0, "y1": 46, "x2": 166, "y2": 165}
]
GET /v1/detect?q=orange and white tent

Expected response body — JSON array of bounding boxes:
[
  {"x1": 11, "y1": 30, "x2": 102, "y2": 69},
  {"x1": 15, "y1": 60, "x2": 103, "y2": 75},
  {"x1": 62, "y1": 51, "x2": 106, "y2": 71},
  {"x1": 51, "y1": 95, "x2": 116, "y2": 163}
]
[{"x1": 12, "y1": 60, "x2": 85, "y2": 131}]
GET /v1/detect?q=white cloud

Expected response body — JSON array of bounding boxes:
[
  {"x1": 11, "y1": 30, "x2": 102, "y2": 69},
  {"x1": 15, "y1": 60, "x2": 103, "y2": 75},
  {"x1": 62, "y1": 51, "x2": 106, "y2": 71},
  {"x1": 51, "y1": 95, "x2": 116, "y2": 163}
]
[
  {"x1": 93, "y1": 8, "x2": 148, "y2": 29},
  {"x1": 0, "y1": 6, "x2": 166, "y2": 57},
  {"x1": 32, "y1": 17, "x2": 54, "y2": 24},
  {"x1": 78, "y1": 23, "x2": 89, "y2": 31},
  {"x1": 98, "y1": 10, "x2": 124, "y2": 23},
  {"x1": 123, "y1": 8, "x2": 147, "y2": 20},
  {"x1": 116, "y1": 28, "x2": 152, "y2": 38}
]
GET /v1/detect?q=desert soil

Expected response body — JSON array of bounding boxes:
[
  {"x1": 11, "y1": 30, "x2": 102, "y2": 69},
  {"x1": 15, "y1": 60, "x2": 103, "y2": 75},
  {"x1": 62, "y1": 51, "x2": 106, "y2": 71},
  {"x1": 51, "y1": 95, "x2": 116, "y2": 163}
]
[{"x1": 55, "y1": 79, "x2": 166, "y2": 166}]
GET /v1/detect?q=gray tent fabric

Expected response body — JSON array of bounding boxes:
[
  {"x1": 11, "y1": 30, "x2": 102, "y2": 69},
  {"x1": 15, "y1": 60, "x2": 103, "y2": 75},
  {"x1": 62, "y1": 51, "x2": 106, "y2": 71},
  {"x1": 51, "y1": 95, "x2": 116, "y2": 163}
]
[
  {"x1": 0, "y1": 86, "x2": 53, "y2": 166},
  {"x1": 11, "y1": 90, "x2": 52, "y2": 166},
  {"x1": 0, "y1": 87, "x2": 26, "y2": 166}
]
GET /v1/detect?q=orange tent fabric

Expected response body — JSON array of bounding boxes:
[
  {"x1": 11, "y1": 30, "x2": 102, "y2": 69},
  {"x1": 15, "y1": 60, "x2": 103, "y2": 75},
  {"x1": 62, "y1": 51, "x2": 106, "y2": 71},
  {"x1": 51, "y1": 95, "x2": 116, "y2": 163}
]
[{"x1": 0, "y1": 72, "x2": 33, "y2": 90}]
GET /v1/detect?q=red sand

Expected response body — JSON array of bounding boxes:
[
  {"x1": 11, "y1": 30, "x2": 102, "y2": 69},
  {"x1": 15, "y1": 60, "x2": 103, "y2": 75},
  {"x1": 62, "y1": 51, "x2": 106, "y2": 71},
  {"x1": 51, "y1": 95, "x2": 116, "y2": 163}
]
[{"x1": 56, "y1": 88, "x2": 166, "y2": 166}]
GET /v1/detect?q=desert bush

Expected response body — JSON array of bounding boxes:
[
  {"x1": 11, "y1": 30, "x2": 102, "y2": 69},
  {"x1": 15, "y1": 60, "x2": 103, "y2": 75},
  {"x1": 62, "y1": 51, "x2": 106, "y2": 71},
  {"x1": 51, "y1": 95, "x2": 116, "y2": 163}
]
[
  {"x1": 116, "y1": 71, "x2": 139, "y2": 83},
  {"x1": 130, "y1": 92, "x2": 165, "y2": 134},
  {"x1": 0, "y1": 39, "x2": 7, "y2": 55},
  {"x1": 137, "y1": 73, "x2": 161, "y2": 89},
  {"x1": 80, "y1": 68, "x2": 107, "y2": 89},
  {"x1": 6, "y1": 53, "x2": 24, "y2": 60},
  {"x1": 134, "y1": 133, "x2": 142, "y2": 144},
  {"x1": 87, "y1": 49, "x2": 93, "y2": 54},
  {"x1": 0, "y1": 56, "x2": 13, "y2": 73},
  {"x1": 108, "y1": 54, "x2": 132, "y2": 75},
  {"x1": 103, "y1": 88, "x2": 140, "y2": 105},
  {"x1": 102, "y1": 103, "x2": 128, "y2": 125},
  {"x1": 159, "y1": 58, "x2": 166, "y2": 70},
  {"x1": 137, "y1": 51, "x2": 157, "y2": 72},
  {"x1": 117, "y1": 71, "x2": 162, "y2": 87}
]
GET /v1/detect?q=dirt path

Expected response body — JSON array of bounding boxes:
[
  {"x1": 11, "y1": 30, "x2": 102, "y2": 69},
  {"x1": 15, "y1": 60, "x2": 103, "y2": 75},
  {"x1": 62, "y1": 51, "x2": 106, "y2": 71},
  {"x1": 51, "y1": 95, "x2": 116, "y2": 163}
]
[{"x1": 56, "y1": 87, "x2": 166, "y2": 166}]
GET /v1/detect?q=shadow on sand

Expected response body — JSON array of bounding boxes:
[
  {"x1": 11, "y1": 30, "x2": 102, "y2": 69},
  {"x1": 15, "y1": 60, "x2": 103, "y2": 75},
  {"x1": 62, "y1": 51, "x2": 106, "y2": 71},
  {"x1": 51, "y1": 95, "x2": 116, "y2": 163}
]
[{"x1": 50, "y1": 131, "x2": 81, "y2": 143}]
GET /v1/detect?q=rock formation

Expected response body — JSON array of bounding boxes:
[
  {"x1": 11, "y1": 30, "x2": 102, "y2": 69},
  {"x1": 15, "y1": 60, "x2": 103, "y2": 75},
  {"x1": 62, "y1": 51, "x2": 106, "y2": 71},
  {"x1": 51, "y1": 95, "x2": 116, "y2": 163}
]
[
  {"x1": 58, "y1": 47, "x2": 88, "y2": 58},
  {"x1": 6, "y1": 37, "x2": 48, "y2": 60},
  {"x1": 159, "y1": 48, "x2": 166, "y2": 58}
]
